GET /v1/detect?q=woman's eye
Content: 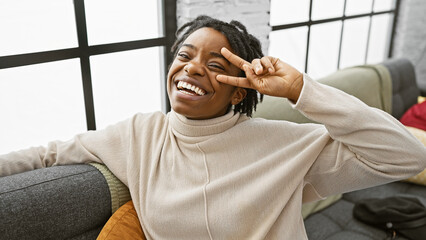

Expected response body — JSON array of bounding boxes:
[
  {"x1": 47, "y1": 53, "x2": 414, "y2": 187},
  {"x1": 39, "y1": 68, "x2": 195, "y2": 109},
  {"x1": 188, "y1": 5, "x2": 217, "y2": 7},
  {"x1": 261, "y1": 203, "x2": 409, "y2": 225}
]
[
  {"x1": 209, "y1": 64, "x2": 225, "y2": 71},
  {"x1": 177, "y1": 53, "x2": 189, "y2": 59}
]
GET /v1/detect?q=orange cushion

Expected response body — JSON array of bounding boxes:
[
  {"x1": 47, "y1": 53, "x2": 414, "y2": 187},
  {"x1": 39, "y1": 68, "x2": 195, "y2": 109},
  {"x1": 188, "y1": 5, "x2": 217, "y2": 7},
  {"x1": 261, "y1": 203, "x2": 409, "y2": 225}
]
[{"x1": 97, "y1": 201, "x2": 145, "y2": 240}]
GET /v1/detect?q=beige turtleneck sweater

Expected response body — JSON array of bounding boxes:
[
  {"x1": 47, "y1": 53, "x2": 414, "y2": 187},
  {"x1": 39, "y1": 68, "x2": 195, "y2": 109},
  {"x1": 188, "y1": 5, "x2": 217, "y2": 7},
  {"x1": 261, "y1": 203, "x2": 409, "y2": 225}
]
[{"x1": 1, "y1": 75, "x2": 425, "y2": 239}]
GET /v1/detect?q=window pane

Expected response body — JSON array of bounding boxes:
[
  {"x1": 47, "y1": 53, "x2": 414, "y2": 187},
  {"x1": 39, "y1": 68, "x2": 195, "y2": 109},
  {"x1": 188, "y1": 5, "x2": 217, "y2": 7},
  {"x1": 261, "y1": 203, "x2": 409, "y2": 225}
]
[
  {"x1": 308, "y1": 21, "x2": 342, "y2": 79},
  {"x1": 340, "y1": 17, "x2": 370, "y2": 68},
  {"x1": 0, "y1": 59, "x2": 86, "y2": 154},
  {"x1": 312, "y1": 0, "x2": 345, "y2": 21},
  {"x1": 345, "y1": 0, "x2": 373, "y2": 16},
  {"x1": 367, "y1": 14, "x2": 392, "y2": 64},
  {"x1": 0, "y1": 0, "x2": 78, "y2": 56},
  {"x1": 268, "y1": 27, "x2": 308, "y2": 73},
  {"x1": 90, "y1": 47, "x2": 162, "y2": 129},
  {"x1": 270, "y1": 0, "x2": 310, "y2": 26},
  {"x1": 85, "y1": 0, "x2": 161, "y2": 45},
  {"x1": 374, "y1": 0, "x2": 395, "y2": 12}
]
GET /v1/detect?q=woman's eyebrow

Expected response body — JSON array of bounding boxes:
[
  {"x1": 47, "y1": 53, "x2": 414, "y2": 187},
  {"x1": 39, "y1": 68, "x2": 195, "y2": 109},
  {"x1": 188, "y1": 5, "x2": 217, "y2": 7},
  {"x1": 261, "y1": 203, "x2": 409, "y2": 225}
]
[
  {"x1": 181, "y1": 43, "x2": 230, "y2": 64},
  {"x1": 182, "y1": 43, "x2": 195, "y2": 49},
  {"x1": 209, "y1": 51, "x2": 230, "y2": 64}
]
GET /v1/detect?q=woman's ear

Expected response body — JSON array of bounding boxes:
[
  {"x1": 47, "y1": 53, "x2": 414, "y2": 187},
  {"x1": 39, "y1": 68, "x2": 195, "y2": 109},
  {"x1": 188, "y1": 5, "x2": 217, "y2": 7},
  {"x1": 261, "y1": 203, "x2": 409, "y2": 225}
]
[{"x1": 231, "y1": 88, "x2": 247, "y2": 105}]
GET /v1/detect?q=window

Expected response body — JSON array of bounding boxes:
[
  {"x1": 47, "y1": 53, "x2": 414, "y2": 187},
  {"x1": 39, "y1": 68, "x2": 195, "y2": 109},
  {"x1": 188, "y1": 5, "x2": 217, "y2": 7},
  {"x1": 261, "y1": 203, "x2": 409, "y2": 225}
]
[
  {"x1": 0, "y1": 0, "x2": 78, "y2": 56},
  {"x1": 269, "y1": 0, "x2": 398, "y2": 80},
  {"x1": 90, "y1": 47, "x2": 163, "y2": 129},
  {"x1": 0, "y1": 0, "x2": 177, "y2": 154},
  {"x1": 0, "y1": 59, "x2": 86, "y2": 153}
]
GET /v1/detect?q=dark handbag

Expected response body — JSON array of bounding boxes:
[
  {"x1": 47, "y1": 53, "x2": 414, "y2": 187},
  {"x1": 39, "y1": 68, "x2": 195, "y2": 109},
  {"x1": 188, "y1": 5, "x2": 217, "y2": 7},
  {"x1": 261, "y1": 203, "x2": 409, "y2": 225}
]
[{"x1": 353, "y1": 196, "x2": 426, "y2": 240}]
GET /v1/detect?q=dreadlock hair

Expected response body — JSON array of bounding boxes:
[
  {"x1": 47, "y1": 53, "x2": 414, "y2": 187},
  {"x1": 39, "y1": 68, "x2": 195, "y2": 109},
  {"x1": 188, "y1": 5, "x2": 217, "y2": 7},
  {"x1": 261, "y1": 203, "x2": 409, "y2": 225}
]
[{"x1": 171, "y1": 15, "x2": 264, "y2": 117}]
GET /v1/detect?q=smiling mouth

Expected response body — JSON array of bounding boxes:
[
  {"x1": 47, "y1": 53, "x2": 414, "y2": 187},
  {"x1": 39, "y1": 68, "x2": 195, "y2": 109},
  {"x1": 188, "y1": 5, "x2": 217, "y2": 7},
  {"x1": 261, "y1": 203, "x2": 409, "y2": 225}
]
[{"x1": 177, "y1": 81, "x2": 206, "y2": 96}]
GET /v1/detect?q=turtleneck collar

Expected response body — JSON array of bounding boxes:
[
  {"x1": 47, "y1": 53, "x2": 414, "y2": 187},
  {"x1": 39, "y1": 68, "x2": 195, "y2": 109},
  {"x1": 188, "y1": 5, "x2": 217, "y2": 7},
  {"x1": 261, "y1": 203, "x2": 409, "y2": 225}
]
[{"x1": 168, "y1": 110, "x2": 248, "y2": 139}]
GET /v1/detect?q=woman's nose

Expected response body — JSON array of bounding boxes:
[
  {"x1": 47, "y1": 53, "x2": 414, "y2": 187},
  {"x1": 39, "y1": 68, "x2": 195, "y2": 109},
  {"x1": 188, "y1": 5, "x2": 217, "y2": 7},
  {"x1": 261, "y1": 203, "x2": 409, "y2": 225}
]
[{"x1": 184, "y1": 61, "x2": 205, "y2": 76}]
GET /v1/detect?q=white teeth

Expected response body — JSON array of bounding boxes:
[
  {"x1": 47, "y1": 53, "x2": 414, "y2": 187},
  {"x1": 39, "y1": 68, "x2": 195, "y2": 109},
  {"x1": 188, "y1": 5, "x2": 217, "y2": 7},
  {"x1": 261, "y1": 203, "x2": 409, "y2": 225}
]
[{"x1": 177, "y1": 81, "x2": 206, "y2": 96}]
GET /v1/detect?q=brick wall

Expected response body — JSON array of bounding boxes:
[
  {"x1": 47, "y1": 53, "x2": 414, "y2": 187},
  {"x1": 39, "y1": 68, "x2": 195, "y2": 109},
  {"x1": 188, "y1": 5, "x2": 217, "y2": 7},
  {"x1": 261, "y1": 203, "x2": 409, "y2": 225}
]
[{"x1": 176, "y1": 0, "x2": 271, "y2": 55}]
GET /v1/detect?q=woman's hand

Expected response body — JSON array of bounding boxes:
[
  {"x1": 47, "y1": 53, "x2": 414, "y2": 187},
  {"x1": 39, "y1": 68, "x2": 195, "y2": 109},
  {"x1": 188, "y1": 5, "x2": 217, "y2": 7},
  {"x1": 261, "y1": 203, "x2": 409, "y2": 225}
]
[{"x1": 216, "y1": 47, "x2": 304, "y2": 103}]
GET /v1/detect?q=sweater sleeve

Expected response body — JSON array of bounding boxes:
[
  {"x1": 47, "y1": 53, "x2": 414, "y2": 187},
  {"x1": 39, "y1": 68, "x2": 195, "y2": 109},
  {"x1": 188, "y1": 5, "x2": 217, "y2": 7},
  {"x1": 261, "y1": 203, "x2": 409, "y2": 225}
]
[
  {"x1": 296, "y1": 74, "x2": 426, "y2": 203},
  {"x1": 0, "y1": 116, "x2": 133, "y2": 181}
]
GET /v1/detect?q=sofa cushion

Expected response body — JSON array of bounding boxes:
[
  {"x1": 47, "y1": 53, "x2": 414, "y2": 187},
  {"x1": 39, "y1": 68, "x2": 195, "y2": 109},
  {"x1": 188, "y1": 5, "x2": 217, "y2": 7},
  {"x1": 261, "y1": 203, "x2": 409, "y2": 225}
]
[
  {"x1": 0, "y1": 164, "x2": 111, "y2": 240},
  {"x1": 305, "y1": 200, "x2": 389, "y2": 240},
  {"x1": 304, "y1": 182, "x2": 426, "y2": 240},
  {"x1": 400, "y1": 101, "x2": 426, "y2": 131},
  {"x1": 382, "y1": 58, "x2": 420, "y2": 119}
]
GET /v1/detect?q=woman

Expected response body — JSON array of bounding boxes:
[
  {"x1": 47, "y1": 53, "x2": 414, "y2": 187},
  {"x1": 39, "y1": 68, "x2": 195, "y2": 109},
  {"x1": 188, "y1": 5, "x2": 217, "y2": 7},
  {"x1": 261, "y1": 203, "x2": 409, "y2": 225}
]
[{"x1": 1, "y1": 16, "x2": 425, "y2": 239}]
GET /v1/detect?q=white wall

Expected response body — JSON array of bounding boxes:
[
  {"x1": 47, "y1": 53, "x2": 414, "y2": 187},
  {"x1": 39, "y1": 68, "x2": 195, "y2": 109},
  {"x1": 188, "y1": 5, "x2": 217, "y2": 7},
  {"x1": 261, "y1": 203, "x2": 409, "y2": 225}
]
[{"x1": 393, "y1": 0, "x2": 426, "y2": 94}]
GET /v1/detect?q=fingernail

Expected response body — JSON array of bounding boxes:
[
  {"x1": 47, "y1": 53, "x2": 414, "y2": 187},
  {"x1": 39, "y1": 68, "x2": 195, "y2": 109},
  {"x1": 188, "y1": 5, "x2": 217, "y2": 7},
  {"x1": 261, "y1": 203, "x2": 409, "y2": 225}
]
[
  {"x1": 268, "y1": 68, "x2": 274, "y2": 73},
  {"x1": 256, "y1": 66, "x2": 262, "y2": 73}
]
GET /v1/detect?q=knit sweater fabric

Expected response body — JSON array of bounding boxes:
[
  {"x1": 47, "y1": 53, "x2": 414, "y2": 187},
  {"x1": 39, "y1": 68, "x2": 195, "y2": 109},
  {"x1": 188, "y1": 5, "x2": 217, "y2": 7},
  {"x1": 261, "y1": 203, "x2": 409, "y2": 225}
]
[{"x1": 1, "y1": 75, "x2": 425, "y2": 239}]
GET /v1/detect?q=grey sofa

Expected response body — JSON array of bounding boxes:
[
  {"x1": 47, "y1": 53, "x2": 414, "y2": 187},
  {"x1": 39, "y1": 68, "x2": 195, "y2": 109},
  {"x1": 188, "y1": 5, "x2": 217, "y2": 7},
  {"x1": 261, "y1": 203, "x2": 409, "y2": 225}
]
[
  {"x1": 0, "y1": 165, "x2": 112, "y2": 239},
  {"x1": 0, "y1": 58, "x2": 423, "y2": 240}
]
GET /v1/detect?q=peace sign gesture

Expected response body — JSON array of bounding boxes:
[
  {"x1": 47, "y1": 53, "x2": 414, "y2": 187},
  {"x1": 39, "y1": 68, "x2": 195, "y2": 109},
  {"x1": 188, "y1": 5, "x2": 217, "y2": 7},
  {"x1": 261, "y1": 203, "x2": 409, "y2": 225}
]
[{"x1": 216, "y1": 48, "x2": 304, "y2": 103}]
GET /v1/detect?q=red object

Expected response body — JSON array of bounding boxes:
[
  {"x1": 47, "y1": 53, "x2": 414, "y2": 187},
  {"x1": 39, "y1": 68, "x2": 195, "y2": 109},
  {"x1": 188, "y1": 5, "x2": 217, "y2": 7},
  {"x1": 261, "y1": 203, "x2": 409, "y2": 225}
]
[{"x1": 400, "y1": 101, "x2": 426, "y2": 131}]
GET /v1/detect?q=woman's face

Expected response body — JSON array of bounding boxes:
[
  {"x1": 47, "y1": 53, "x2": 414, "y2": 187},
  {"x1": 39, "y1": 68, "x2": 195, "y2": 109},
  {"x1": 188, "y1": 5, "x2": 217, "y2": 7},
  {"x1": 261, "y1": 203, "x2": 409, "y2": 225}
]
[{"x1": 167, "y1": 27, "x2": 246, "y2": 120}]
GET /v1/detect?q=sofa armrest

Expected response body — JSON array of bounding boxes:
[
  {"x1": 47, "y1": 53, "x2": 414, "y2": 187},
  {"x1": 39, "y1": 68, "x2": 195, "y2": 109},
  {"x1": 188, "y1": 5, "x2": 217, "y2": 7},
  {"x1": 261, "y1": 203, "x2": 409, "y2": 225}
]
[
  {"x1": 0, "y1": 164, "x2": 111, "y2": 240},
  {"x1": 89, "y1": 163, "x2": 131, "y2": 213}
]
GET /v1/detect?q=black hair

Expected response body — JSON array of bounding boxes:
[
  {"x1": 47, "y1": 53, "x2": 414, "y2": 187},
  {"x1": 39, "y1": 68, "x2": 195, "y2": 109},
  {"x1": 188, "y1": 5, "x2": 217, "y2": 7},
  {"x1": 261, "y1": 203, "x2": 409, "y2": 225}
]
[{"x1": 170, "y1": 15, "x2": 264, "y2": 117}]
